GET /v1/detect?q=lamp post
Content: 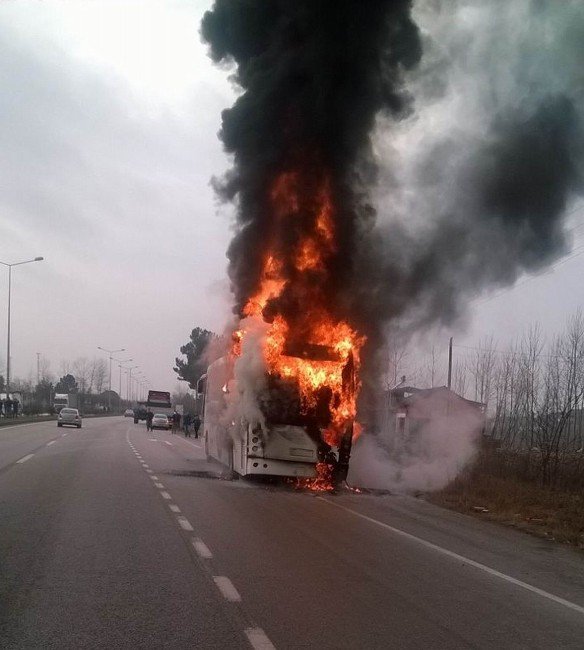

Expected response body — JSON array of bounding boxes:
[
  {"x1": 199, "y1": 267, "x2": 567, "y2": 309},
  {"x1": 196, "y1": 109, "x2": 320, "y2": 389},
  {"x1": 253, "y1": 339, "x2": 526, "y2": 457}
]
[
  {"x1": 97, "y1": 346, "x2": 125, "y2": 412},
  {"x1": 127, "y1": 365, "x2": 139, "y2": 403},
  {"x1": 134, "y1": 371, "x2": 145, "y2": 402},
  {"x1": 116, "y1": 358, "x2": 132, "y2": 407},
  {"x1": 0, "y1": 257, "x2": 44, "y2": 394}
]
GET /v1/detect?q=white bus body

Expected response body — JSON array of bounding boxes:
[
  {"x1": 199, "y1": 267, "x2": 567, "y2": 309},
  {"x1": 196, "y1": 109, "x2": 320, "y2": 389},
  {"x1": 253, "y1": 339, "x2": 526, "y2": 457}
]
[{"x1": 202, "y1": 356, "x2": 319, "y2": 478}]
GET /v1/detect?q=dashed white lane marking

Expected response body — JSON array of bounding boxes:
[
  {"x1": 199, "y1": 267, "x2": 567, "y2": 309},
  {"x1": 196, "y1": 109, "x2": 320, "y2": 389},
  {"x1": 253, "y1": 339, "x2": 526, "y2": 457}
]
[
  {"x1": 320, "y1": 499, "x2": 584, "y2": 617},
  {"x1": 154, "y1": 482, "x2": 164, "y2": 489},
  {"x1": 148, "y1": 438, "x2": 157, "y2": 441},
  {"x1": 192, "y1": 538, "x2": 213, "y2": 559},
  {"x1": 145, "y1": 469, "x2": 153, "y2": 474},
  {"x1": 142, "y1": 464, "x2": 150, "y2": 469},
  {"x1": 16, "y1": 453, "x2": 35, "y2": 464},
  {"x1": 150, "y1": 475, "x2": 159, "y2": 481},
  {"x1": 245, "y1": 627, "x2": 276, "y2": 650},
  {"x1": 160, "y1": 491, "x2": 172, "y2": 500},
  {"x1": 164, "y1": 441, "x2": 173, "y2": 446},
  {"x1": 61, "y1": 433, "x2": 67, "y2": 437},
  {"x1": 213, "y1": 576, "x2": 242, "y2": 602},
  {"x1": 46, "y1": 440, "x2": 56, "y2": 446},
  {"x1": 169, "y1": 504, "x2": 181, "y2": 513},
  {"x1": 177, "y1": 516, "x2": 194, "y2": 531}
]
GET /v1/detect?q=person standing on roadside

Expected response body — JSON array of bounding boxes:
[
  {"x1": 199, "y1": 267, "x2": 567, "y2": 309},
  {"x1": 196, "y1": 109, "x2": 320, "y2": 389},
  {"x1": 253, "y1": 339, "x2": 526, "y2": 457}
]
[
  {"x1": 192, "y1": 414, "x2": 201, "y2": 439},
  {"x1": 183, "y1": 413, "x2": 191, "y2": 437},
  {"x1": 146, "y1": 409, "x2": 154, "y2": 432}
]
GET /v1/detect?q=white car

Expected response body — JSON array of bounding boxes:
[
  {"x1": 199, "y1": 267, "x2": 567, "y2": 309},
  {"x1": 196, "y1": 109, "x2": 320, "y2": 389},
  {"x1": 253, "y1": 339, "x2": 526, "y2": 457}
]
[
  {"x1": 57, "y1": 408, "x2": 82, "y2": 428},
  {"x1": 151, "y1": 413, "x2": 171, "y2": 430},
  {"x1": 123, "y1": 409, "x2": 134, "y2": 417}
]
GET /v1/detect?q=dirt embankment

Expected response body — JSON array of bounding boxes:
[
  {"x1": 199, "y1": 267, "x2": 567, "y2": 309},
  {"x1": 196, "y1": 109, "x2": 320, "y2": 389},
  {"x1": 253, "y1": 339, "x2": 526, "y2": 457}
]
[{"x1": 428, "y1": 473, "x2": 584, "y2": 551}]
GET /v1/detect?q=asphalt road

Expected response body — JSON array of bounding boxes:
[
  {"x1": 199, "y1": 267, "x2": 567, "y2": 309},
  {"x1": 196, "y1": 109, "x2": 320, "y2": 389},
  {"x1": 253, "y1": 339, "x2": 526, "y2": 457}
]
[{"x1": 1, "y1": 417, "x2": 583, "y2": 649}]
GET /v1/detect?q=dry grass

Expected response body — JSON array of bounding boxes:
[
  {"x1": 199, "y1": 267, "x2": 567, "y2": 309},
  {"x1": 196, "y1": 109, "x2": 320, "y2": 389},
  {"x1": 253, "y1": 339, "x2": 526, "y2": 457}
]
[{"x1": 428, "y1": 473, "x2": 584, "y2": 550}]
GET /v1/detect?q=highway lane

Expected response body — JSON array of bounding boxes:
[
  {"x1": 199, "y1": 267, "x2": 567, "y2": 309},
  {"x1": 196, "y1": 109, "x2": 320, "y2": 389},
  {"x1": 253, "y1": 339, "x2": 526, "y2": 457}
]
[
  {"x1": 0, "y1": 417, "x2": 248, "y2": 649},
  {"x1": 1, "y1": 417, "x2": 584, "y2": 649},
  {"x1": 0, "y1": 420, "x2": 67, "y2": 472}
]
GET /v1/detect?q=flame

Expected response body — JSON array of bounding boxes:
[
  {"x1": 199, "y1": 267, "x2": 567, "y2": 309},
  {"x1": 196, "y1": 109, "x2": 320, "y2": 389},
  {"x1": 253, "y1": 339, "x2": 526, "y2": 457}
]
[
  {"x1": 233, "y1": 169, "x2": 365, "y2": 487},
  {"x1": 293, "y1": 462, "x2": 336, "y2": 492}
]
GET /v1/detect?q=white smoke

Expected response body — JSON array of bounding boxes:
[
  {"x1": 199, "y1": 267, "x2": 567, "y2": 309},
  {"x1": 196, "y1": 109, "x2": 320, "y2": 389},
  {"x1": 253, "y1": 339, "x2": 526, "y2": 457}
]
[
  {"x1": 348, "y1": 392, "x2": 483, "y2": 492},
  {"x1": 228, "y1": 315, "x2": 268, "y2": 434}
]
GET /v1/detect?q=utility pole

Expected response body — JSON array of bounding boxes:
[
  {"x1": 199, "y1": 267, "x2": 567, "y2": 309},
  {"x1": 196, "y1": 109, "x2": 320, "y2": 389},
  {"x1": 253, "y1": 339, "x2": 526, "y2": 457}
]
[
  {"x1": 36, "y1": 352, "x2": 40, "y2": 387},
  {"x1": 447, "y1": 337, "x2": 453, "y2": 390}
]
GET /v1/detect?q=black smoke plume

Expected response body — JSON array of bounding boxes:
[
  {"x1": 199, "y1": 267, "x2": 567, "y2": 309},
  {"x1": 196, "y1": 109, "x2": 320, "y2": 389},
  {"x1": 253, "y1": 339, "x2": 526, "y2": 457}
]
[{"x1": 202, "y1": 0, "x2": 422, "y2": 342}]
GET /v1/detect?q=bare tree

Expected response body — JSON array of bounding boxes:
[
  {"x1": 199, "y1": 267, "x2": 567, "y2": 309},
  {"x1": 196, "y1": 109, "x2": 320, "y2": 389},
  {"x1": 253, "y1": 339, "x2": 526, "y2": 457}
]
[
  {"x1": 93, "y1": 359, "x2": 107, "y2": 394},
  {"x1": 72, "y1": 358, "x2": 92, "y2": 398},
  {"x1": 38, "y1": 355, "x2": 53, "y2": 383},
  {"x1": 383, "y1": 330, "x2": 410, "y2": 389},
  {"x1": 453, "y1": 358, "x2": 468, "y2": 398},
  {"x1": 468, "y1": 336, "x2": 497, "y2": 408}
]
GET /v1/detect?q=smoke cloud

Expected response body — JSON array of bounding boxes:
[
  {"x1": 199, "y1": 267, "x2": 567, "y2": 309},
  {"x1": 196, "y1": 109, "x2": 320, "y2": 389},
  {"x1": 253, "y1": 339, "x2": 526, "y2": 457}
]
[
  {"x1": 348, "y1": 393, "x2": 483, "y2": 492},
  {"x1": 202, "y1": 1, "x2": 584, "y2": 488}
]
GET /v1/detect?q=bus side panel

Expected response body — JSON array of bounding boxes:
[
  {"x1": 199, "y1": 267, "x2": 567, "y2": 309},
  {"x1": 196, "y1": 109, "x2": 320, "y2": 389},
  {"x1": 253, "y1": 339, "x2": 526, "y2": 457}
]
[{"x1": 203, "y1": 357, "x2": 234, "y2": 469}]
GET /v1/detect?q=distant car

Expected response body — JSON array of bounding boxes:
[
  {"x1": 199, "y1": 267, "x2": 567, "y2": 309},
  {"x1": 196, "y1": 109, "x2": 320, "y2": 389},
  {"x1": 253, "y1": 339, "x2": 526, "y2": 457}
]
[
  {"x1": 123, "y1": 409, "x2": 134, "y2": 417},
  {"x1": 151, "y1": 413, "x2": 171, "y2": 430},
  {"x1": 58, "y1": 408, "x2": 82, "y2": 428}
]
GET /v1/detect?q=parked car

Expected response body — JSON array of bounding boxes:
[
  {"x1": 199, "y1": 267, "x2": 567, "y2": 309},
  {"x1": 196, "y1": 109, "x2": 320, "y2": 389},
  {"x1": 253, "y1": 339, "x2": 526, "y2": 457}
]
[
  {"x1": 57, "y1": 408, "x2": 82, "y2": 428},
  {"x1": 123, "y1": 409, "x2": 134, "y2": 417},
  {"x1": 151, "y1": 413, "x2": 171, "y2": 430}
]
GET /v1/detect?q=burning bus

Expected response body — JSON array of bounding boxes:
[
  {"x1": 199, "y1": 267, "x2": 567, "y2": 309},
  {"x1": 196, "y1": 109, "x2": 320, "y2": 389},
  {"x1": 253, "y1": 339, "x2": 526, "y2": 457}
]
[
  {"x1": 196, "y1": 168, "x2": 366, "y2": 488},
  {"x1": 200, "y1": 337, "x2": 357, "y2": 485}
]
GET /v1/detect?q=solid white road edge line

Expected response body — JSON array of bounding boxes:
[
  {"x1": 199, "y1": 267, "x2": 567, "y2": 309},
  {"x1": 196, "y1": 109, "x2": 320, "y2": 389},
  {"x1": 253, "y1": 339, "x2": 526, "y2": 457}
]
[
  {"x1": 213, "y1": 576, "x2": 242, "y2": 602},
  {"x1": 169, "y1": 504, "x2": 181, "y2": 513},
  {"x1": 244, "y1": 627, "x2": 276, "y2": 650},
  {"x1": 177, "y1": 516, "x2": 194, "y2": 531},
  {"x1": 16, "y1": 453, "x2": 34, "y2": 464},
  {"x1": 160, "y1": 491, "x2": 172, "y2": 500},
  {"x1": 192, "y1": 538, "x2": 213, "y2": 559},
  {"x1": 319, "y1": 498, "x2": 584, "y2": 616}
]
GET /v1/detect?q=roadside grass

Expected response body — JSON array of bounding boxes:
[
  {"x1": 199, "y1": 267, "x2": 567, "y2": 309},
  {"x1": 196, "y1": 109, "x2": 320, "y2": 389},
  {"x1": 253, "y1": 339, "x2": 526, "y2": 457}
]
[{"x1": 428, "y1": 473, "x2": 584, "y2": 550}]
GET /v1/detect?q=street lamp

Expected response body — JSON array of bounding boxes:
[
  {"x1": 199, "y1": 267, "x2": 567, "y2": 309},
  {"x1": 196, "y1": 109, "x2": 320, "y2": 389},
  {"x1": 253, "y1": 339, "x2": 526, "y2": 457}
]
[
  {"x1": 97, "y1": 346, "x2": 125, "y2": 412},
  {"x1": 116, "y1": 358, "x2": 132, "y2": 406},
  {"x1": 0, "y1": 256, "x2": 44, "y2": 394},
  {"x1": 126, "y1": 365, "x2": 139, "y2": 403}
]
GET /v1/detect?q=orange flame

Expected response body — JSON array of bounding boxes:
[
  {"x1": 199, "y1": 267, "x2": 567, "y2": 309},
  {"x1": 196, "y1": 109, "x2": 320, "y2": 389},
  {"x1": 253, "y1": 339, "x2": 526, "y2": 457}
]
[{"x1": 233, "y1": 169, "x2": 365, "y2": 456}]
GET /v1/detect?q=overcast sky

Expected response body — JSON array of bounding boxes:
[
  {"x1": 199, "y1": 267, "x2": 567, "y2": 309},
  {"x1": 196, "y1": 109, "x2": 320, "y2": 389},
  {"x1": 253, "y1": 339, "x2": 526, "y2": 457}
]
[{"x1": 1, "y1": 0, "x2": 583, "y2": 394}]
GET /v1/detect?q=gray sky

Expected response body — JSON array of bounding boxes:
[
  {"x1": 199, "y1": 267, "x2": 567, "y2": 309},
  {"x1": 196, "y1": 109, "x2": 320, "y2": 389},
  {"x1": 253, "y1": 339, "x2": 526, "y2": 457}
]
[{"x1": 1, "y1": 0, "x2": 583, "y2": 394}]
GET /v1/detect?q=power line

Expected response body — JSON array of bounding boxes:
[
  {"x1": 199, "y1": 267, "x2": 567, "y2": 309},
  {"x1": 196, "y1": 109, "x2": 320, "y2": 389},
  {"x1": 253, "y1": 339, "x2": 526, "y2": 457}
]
[
  {"x1": 474, "y1": 242, "x2": 584, "y2": 307},
  {"x1": 453, "y1": 342, "x2": 582, "y2": 361}
]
